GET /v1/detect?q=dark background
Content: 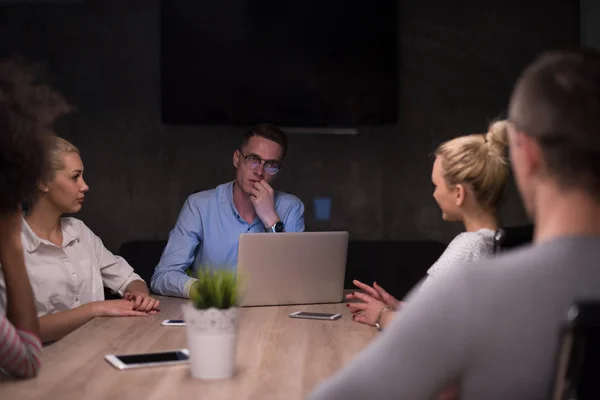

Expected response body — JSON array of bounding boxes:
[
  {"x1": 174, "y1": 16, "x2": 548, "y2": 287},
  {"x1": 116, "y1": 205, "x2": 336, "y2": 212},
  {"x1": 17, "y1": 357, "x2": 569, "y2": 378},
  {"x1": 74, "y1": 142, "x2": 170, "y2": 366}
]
[
  {"x1": 0, "y1": 0, "x2": 588, "y2": 258},
  {"x1": 161, "y1": 0, "x2": 398, "y2": 127}
]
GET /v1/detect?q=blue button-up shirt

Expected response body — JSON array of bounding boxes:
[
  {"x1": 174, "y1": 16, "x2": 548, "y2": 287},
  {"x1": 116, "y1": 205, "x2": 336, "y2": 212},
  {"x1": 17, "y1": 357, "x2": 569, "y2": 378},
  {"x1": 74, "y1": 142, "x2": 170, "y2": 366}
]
[{"x1": 151, "y1": 181, "x2": 305, "y2": 297}]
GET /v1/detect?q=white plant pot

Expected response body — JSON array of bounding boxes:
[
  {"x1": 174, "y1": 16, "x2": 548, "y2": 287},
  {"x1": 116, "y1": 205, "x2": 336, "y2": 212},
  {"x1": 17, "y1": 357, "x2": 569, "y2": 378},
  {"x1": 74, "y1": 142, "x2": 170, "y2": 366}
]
[{"x1": 182, "y1": 303, "x2": 238, "y2": 380}]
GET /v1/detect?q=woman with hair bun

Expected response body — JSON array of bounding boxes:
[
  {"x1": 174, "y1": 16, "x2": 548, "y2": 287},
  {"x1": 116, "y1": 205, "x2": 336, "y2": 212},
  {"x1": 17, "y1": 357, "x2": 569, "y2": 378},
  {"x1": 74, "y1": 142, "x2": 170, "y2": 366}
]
[{"x1": 348, "y1": 121, "x2": 511, "y2": 330}]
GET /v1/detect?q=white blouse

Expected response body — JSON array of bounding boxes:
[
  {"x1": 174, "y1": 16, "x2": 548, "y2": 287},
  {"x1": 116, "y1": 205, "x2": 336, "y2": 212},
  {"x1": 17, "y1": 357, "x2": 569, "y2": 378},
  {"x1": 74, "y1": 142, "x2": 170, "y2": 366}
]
[{"x1": 0, "y1": 217, "x2": 143, "y2": 317}]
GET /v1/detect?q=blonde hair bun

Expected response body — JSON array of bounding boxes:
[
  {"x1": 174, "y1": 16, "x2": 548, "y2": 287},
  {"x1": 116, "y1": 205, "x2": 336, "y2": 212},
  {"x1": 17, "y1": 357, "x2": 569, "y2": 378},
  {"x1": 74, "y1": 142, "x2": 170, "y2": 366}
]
[
  {"x1": 435, "y1": 120, "x2": 511, "y2": 211},
  {"x1": 485, "y1": 120, "x2": 509, "y2": 154}
]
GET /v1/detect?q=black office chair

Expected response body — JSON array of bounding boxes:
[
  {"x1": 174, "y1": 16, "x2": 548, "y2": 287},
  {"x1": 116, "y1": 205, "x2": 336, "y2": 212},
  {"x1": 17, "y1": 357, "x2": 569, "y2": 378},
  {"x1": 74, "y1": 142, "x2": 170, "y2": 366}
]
[
  {"x1": 345, "y1": 240, "x2": 447, "y2": 299},
  {"x1": 493, "y1": 224, "x2": 534, "y2": 253},
  {"x1": 118, "y1": 240, "x2": 168, "y2": 285},
  {"x1": 552, "y1": 301, "x2": 600, "y2": 400},
  {"x1": 104, "y1": 240, "x2": 168, "y2": 298}
]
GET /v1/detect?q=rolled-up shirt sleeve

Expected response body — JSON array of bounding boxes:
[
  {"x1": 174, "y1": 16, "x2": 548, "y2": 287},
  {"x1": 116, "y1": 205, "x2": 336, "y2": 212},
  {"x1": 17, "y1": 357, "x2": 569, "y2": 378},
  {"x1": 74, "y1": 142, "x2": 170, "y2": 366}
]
[
  {"x1": 282, "y1": 198, "x2": 305, "y2": 233},
  {"x1": 151, "y1": 197, "x2": 203, "y2": 298},
  {"x1": 93, "y1": 233, "x2": 143, "y2": 296}
]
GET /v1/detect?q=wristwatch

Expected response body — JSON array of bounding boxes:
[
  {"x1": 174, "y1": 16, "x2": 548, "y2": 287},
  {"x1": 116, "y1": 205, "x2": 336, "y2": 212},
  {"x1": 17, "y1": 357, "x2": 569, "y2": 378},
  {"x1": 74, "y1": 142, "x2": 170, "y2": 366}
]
[
  {"x1": 265, "y1": 220, "x2": 285, "y2": 233},
  {"x1": 374, "y1": 306, "x2": 391, "y2": 331}
]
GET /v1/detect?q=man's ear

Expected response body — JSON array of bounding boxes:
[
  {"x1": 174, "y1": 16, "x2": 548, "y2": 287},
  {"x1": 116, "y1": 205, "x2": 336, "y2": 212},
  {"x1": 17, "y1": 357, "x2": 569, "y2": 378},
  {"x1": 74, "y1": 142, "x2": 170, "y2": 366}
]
[
  {"x1": 455, "y1": 183, "x2": 466, "y2": 207},
  {"x1": 519, "y1": 132, "x2": 544, "y2": 179},
  {"x1": 233, "y1": 149, "x2": 240, "y2": 168}
]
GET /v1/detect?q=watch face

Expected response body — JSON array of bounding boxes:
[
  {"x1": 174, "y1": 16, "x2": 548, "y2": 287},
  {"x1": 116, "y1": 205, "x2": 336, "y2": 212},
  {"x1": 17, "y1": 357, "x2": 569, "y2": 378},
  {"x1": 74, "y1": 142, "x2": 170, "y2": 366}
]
[{"x1": 274, "y1": 221, "x2": 285, "y2": 232}]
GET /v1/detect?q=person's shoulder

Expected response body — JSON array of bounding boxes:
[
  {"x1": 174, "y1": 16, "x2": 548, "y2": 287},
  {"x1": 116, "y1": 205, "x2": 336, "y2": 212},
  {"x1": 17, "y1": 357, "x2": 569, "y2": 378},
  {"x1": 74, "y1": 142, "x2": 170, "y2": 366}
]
[
  {"x1": 458, "y1": 243, "x2": 543, "y2": 287},
  {"x1": 462, "y1": 237, "x2": 600, "y2": 319},
  {"x1": 61, "y1": 216, "x2": 89, "y2": 232},
  {"x1": 446, "y1": 229, "x2": 495, "y2": 257},
  {"x1": 425, "y1": 245, "x2": 530, "y2": 294},
  {"x1": 474, "y1": 235, "x2": 598, "y2": 275},
  {"x1": 451, "y1": 229, "x2": 495, "y2": 245},
  {"x1": 416, "y1": 245, "x2": 544, "y2": 325},
  {"x1": 275, "y1": 190, "x2": 303, "y2": 207},
  {"x1": 448, "y1": 231, "x2": 494, "y2": 251},
  {"x1": 186, "y1": 185, "x2": 222, "y2": 205},
  {"x1": 61, "y1": 217, "x2": 96, "y2": 239}
]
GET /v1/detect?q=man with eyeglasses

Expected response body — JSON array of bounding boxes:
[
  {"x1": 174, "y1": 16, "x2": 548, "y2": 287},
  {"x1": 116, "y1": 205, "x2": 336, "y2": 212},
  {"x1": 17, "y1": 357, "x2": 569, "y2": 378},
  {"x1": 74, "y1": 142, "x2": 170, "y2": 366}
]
[{"x1": 151, "y1": 123, "x2": 305, "y2": 298}]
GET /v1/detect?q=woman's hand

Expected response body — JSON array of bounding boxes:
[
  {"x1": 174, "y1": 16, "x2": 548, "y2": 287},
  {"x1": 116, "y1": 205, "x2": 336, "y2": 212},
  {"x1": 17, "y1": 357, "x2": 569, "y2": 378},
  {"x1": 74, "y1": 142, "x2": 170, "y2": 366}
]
[
  {"x1": 89, "y1": 299, "x2": 155, "y2": 317},
  {"x1": 346, "y1": 280, "x2": 402, "y2": 327},
  {"x1": 346, "y1": 293, "x2": 392, "y2": 326},
  {"x1": 346, "y1": 280, "x2": 400, "y2": 310},
  {"x1": 124, "y1": 292, "x2": 160, "y2": 313}
]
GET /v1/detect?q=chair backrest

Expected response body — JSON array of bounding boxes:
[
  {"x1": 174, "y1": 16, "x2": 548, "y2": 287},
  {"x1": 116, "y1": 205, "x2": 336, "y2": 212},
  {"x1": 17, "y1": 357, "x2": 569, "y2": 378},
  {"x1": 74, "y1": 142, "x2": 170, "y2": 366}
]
[
  {"x1": 346, "y1": 240, "x2": 446, "y2": 299},
  {"x1": 552, "y1": 301, "x2": 600, "y2": 400},
  {"x1": 118, "y1": 240, "x2": 168, "y2": 293},
  {"x1": 493, "y1": 224, "x2": 534, "y2": 253}
]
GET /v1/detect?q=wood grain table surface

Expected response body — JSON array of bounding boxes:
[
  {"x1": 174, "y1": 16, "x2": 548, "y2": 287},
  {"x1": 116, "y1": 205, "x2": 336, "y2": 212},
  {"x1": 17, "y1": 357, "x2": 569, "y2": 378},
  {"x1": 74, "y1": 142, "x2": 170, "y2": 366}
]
[{"x1": 0, "y1": 291, "x2": 376, "y2": 400}]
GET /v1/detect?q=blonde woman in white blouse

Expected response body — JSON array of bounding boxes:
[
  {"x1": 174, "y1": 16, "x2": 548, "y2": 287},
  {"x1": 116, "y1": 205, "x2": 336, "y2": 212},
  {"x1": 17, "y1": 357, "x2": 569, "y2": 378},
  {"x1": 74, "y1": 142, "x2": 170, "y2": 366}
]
[
  {"x1": 348, "y1": 121, "x2": 511, "y2": 330},
  {"x1": 0, "y1": 137, "x2": 160, "y2": 343}
]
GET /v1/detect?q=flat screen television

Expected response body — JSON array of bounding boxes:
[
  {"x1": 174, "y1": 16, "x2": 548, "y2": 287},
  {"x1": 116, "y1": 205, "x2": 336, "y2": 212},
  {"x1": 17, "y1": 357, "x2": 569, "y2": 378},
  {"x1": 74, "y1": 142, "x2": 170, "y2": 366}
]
[{"x1": 160, "y1": 0, "x2": 398, "y2": 128}]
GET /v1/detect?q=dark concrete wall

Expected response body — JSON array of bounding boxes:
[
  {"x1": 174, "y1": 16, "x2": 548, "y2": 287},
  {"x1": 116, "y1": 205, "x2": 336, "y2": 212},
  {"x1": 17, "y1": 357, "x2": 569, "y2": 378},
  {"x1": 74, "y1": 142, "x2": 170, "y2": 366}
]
[
  {"x1": 582, "y1": 0, "x2": 600, "y2": 49},
  {"x1": 0, "y1": 0, "x2": 579, "y2": 252}
]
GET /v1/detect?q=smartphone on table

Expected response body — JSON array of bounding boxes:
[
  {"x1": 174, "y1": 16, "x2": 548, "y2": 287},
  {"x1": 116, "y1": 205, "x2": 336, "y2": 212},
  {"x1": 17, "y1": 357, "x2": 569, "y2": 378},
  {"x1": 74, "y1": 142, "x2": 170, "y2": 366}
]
[
  {"x1": 105, "y1": 349, "x2": 190, "y2": 370},
  {"x1": 161, "y1": 319, "x2": 185, "y2": 326},
  {"x1": 289, "y1": 311, "x2": 341, "y2": 320}
]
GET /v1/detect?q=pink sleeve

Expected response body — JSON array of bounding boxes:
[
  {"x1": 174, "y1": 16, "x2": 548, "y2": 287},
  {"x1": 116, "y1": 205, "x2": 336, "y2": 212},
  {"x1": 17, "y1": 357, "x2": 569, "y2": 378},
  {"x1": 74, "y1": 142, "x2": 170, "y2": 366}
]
[{"x1": 0, "y1": 316, "x2": 42, "y2": 378}]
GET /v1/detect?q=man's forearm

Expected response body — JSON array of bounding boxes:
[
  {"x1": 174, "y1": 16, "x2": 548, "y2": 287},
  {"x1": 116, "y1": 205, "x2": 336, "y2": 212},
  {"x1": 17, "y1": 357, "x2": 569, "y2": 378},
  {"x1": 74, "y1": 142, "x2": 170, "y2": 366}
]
[
  {"x1": 183, "y1": 277, "x2": 197, "y2": 299},
  {"x1": 151, "y1": 268, "x2": 193, "y2": 298},
  {"x1": 261, "y1": 211, "x2": 280, "y2": 229}
]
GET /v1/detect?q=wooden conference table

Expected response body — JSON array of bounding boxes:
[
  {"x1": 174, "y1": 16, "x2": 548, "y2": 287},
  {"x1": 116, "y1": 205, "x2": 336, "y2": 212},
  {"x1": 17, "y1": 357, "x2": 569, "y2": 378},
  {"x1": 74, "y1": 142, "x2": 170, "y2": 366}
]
[{"x1": 0, "y1": 294, "x2": 376, "y2": 400}]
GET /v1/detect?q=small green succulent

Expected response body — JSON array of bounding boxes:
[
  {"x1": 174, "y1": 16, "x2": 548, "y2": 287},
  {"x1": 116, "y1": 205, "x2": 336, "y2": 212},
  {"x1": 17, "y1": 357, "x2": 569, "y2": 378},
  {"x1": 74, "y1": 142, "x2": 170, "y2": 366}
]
[{"x1": 189, "y1": 268, "x2": 239, "y2": 310}]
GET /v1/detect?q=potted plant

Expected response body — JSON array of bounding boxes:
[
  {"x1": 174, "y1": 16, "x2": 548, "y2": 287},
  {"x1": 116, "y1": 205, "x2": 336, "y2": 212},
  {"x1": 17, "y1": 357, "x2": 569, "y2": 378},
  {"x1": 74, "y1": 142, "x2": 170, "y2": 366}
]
[{"x1": 182, "y1": 268, "x2": 239, "y2": 380}]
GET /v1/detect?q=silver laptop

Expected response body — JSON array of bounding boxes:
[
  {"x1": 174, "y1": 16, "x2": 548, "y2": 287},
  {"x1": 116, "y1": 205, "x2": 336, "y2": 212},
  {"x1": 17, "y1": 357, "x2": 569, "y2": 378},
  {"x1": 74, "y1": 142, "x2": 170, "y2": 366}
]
[{"x1": 237, "y1": 231, "x2": 349, "y2": 307}]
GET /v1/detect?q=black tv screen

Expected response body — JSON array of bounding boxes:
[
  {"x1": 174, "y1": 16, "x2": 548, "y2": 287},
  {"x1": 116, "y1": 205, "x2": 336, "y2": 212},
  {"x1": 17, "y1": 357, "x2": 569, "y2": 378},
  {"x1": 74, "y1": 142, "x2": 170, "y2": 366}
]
[{"x1": 160, "y1": 1, "x2": 398, "y2": 127}]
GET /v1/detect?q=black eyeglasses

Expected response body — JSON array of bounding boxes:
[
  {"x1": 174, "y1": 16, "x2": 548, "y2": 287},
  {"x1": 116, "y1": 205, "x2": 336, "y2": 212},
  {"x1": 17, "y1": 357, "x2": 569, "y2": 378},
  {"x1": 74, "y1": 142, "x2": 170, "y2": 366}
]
[{"x1": 238, "y1": 149, "x2": 282, "y2": 175}]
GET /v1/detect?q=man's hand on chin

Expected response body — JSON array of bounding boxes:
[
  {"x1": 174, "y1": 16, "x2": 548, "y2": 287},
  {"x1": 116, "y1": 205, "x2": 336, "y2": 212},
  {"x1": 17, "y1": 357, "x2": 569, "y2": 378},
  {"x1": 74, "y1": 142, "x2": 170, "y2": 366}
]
[{"x1": 250, "y1": 180, "x2": 279, "y2": 227}]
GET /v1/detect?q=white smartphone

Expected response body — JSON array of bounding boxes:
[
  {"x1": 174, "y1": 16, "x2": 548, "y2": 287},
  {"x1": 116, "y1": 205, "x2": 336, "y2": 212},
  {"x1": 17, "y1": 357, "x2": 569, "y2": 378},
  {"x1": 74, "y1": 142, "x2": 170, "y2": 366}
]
[
  {"x1": 161, "y1": 319, "x2": 185, "y2": 326},
  {"x1": 104, "y1": 349, "x2": 190, "y2": 370},
  {"x1": 289, "y1": 311, "x2": 342, "y2": 320}
]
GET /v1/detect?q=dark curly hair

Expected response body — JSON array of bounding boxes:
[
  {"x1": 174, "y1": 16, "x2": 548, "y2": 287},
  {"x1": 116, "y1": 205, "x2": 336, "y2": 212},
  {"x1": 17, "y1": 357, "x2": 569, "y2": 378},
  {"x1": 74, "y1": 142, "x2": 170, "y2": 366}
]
[{"x1": 0, "y1": 57, "x2": 72, "y2": 214}]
